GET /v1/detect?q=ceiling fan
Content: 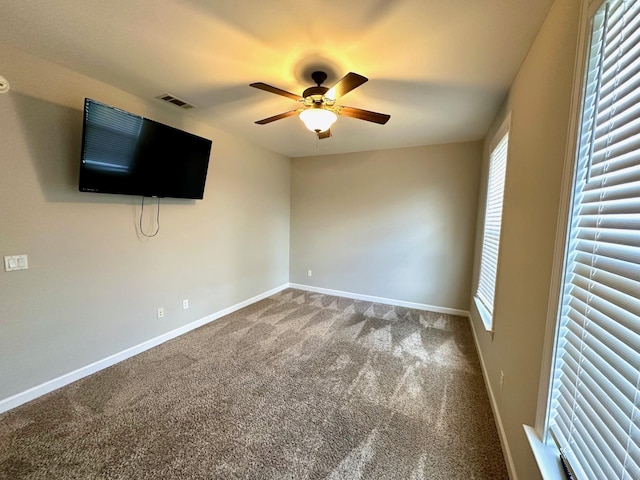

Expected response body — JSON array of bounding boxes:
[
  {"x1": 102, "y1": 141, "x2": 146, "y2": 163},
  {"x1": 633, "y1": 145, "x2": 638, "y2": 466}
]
[{"x1": 250, "y1": 71, "x2": 390, "y2": 139}]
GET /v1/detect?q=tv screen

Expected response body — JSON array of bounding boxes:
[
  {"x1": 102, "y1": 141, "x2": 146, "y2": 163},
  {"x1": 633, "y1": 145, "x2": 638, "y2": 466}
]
[{"x1": 79, "y1": 99, "x2": 212, "y2": 199}]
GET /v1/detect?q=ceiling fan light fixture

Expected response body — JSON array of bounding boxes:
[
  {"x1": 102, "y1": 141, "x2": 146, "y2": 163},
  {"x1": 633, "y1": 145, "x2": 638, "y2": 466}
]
[
  {"x1": 299, "y1": 108, "x2": 337, "y2": 133},
  {"x1": 251, "y1": 71, "x2": 390, "y2": 133}
]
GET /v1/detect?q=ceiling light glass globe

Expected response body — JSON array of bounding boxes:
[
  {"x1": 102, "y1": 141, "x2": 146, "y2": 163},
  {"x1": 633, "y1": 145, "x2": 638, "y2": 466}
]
[{"x1": 299, "y1": 108, "x2": 337, "y2": 133}]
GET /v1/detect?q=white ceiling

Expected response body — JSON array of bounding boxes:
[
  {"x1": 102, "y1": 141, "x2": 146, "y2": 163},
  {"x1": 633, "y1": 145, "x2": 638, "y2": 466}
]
[{"x1": 0, "y1": 0, "x2": 554, "y2": 158}]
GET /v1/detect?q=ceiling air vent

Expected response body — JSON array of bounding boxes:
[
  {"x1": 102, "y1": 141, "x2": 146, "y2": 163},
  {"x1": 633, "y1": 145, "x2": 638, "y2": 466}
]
[{"x1": 156, "y1": 93, "x2": 195, "y2": 109}]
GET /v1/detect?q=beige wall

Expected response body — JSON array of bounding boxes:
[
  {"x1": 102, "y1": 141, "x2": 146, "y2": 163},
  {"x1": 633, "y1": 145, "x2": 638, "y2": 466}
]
[
  {"x1": 469, "y1": 0, "x2": 581, "y2": 478},
  {"x1": 290, "y1": 143, "x2": 482, "y2": 311},
  {"x1": 0, "y1": 44, "x2": 290, "y2": 400}
]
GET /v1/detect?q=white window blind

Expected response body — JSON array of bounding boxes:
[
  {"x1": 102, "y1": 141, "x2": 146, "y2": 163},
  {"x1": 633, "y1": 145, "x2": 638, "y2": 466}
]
[
  {"x1": 548, "y1": 0, "x2": 640, "y2": 479},
  {"x1": 475, "y1": 130, "x2": 509, "y2": 328}
]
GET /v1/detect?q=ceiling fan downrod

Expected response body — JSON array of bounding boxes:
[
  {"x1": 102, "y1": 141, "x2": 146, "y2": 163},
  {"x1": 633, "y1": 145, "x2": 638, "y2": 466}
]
[{"x1": 311, "y1": 71, "x2": 327, "y2": 86}]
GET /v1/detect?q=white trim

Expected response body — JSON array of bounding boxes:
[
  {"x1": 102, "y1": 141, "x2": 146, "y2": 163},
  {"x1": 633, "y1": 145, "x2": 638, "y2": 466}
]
[
  {"x1": 0, "y1": 283, "x2": 289, "y2": 414},
  {"x1": 523, "y1": 425, "x2": 564, "y2": 480},
  {"x1": 468, "y1": 312, "x2": 517, "y2": 480},
  {"x1": 289, "y1": 283, "x2": 471, "y2": 317},
  {"x1": 473, "y1": 296, "x2": 494, "y2": 332},
  {"x1": 0, "y1": 281, "x2": 470, "y2": 415},
  {"x1": 534, "y1": 0, "x2": 591, "y2": 438}
]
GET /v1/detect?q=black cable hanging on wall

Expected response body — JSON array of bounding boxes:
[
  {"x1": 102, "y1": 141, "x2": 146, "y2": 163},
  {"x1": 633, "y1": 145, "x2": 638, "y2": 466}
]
[{"x1": 139, "y1": 196, "x2": 160, "y2": 237}]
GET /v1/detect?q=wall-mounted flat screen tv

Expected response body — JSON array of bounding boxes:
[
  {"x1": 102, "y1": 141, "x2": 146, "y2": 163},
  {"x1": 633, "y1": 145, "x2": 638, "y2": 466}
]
[{"x1": 79, "y1": 98, "x2": 212, "y2": 200}]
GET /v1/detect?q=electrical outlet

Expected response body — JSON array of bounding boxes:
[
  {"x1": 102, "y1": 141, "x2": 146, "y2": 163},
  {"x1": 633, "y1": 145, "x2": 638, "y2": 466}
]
[
  {"x1": 307, "y1": 269, "x2": 312, "y2": 277},
  {"x1": 182, "y1": 299, "x2": 189, "y2": 310},
  {"x1": 157, "y1": 307, "x2": 164, "y2": 319},
  {"x1": 500, "y1": 371, "x2": 505, "y2": 390}
]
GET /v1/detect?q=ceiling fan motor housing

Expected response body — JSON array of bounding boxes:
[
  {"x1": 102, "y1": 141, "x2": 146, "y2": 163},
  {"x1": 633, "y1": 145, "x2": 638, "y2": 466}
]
[
  {"x1": 303, "y1": 71, "x2": 330, "y2": 103},
  {"x1": 302, "y1": 85, "x2": 328, "y2": 100}
]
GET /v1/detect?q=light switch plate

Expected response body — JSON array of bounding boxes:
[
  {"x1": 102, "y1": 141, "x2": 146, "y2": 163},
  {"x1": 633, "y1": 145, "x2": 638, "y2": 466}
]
[{"x1": 4, "y1": 255, "x2": 28, "y2": 272}]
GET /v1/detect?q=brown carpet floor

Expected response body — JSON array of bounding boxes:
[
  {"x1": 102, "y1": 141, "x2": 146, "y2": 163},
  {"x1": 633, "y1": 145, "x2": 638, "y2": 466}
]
[{"x1": 0, "y1": 289, "x2": 508, "y2": 479}]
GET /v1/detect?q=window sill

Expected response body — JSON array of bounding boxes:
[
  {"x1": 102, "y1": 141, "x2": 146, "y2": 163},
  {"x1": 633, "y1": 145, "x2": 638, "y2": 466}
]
[
  {"x1": 524, "y1": 425, "x2": 565, "y2": 480},
  {"x1": 473, "y1": 296, "x2": 494, "y2": 332}
]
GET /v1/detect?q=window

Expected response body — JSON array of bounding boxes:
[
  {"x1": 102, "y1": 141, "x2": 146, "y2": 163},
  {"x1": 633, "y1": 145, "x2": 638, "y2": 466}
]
[
  {"x1": 546, "y1": 0, "x2": 640, "y2": 478},
  {"x1": 474, "y1": 122, "x2": 509, "y2": 330}
]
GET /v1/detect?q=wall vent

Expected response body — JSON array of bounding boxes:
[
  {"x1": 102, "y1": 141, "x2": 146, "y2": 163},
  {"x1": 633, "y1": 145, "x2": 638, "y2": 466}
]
[{"x1": 156, "y1": 93, "x2": 195, "y2": 109}]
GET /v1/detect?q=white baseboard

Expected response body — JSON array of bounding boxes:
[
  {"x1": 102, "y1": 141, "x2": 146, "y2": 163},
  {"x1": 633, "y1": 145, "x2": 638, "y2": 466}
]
[
  {"x1": 468, "y1": 311, "x2": 517, "y2": 480},
  {"x1": 0, "y1": 283, "x2": 289, "y2": 415},
  {"x1": 288, "y1": 283, "x2": 470, "y2": 317},
  {"x1": 0, "y1": 283, "x2": 468, "y2": 414}
]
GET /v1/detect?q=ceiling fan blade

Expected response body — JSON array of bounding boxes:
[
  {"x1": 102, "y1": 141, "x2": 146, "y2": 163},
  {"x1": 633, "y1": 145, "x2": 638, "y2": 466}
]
[
  {"x1": 326, "y1": 72, "x2": 368, "y2": 100},
  {"x1": 339, "y1": 106, "x2": 390, "y2": 125},
  {"x1": 250, "y1": 82, "x2": 302, "y2": 101},
  {"x1": 317, "y1": 129, "x2": 332, "y2": 139},
  {"x1": 255, "y1": 110, "x2": 300, "y2": 125}
]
